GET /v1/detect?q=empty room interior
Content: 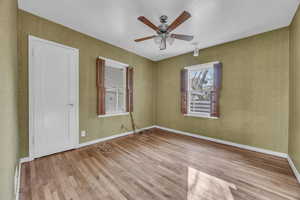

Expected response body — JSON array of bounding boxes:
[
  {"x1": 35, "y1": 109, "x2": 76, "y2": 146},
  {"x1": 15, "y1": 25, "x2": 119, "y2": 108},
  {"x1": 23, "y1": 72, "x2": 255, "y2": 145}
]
[{"x1": 2, "y1": 0, "x2": 300, "y2": 199}]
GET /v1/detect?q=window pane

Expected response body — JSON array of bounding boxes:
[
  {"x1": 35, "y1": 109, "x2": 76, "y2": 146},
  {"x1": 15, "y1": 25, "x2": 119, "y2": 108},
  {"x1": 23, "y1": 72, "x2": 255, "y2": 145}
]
[
  {"x1": 105, "y1": 89, "x2": 117, "y2": 113},
  {"x1": 188, "y1": 67, "x2": 214, "y2": 114},
  {"x1": 118, "y1": 89, "x2": 125, "y2": 112},
  {"x1": 104, "y1": 66, "x2": 126, "y2": 114},
  {"x1": 105, "y1": 67, "x2": 124, "y2": 88},
  {"x1": 190, "y1": 92, "x2": 211, "y2": 113},
  {"x1": 189, "y1": 68, "x2": 214, "y2": 92}
]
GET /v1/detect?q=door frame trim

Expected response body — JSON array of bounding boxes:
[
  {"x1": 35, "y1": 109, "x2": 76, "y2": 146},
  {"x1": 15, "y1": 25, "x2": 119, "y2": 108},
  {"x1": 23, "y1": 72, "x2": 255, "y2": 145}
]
[{"x1": 28, "y1": 35, "x2": 79, "y2": 159}]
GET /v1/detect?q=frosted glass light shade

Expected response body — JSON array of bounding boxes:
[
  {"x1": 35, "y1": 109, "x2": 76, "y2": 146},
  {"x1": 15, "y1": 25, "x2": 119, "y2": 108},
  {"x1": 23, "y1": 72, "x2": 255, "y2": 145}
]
[
  {"x1": 167, "y1": 37, "x2": 175, "y2": 45},
  {"x1": 153, "y1": 36, "x2": 162, "y2": 44},
  {"x1": 160, "y1": 39, "x2": 166, "y2": 50}
]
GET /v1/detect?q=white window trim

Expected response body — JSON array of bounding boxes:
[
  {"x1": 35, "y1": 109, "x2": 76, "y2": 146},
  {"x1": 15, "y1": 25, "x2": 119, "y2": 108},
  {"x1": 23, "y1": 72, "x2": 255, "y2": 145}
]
[
  {"x1": 98, "y1": 112, "x2": 129, "y2": 118},
  {"x1": 185, "y1": 110, "x2": 219, "y2": 119},
  {"x1": 185, "y1": 61, "x2": 220, "y2": 119},
  {"x1": 184, "y1": 61, "x2": 220, "y2": 70},
  {"x1": 184, "y1": 113, "x2": 218, "y2": 119},
  {"x1": 98, "y1": 56, "x2": 129, "y2": 68},
  {"x1": 98, "y1": 56, "x2": 128, "y2": 117}
]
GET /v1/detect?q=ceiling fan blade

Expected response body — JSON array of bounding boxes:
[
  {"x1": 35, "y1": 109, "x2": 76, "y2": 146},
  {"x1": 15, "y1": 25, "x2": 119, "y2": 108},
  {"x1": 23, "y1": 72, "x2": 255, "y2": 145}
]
[
  {"x1": 138, "y1": 16, "x2": 160, "y2": 32},
  {"x1": 171, "y1": 34, "x2": 194, "y2": 41},
  {"x1": 167, "y1": 11, "x2": 191, "y2": 32},
  {"x1": 134, "y1": 35, "x2": 156, "y2": 42}
]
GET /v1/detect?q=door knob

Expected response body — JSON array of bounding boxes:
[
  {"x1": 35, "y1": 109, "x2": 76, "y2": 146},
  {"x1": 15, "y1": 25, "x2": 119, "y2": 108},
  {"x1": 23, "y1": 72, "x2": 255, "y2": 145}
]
[{"x1": 68, "y1": 103, "x2": 74, "y2": 107}]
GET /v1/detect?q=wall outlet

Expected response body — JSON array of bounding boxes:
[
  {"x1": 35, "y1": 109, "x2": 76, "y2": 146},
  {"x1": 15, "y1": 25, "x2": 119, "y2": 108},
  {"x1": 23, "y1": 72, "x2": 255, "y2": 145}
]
[{"x1": 81, "y1": 130, "x2": 87, "y2": 137}]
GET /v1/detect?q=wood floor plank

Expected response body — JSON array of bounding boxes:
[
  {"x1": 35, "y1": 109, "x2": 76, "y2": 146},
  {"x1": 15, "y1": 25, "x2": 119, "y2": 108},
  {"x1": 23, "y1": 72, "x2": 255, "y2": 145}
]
[{"x1": 20, "y1": 129, "x2": 300, "y2": 200}]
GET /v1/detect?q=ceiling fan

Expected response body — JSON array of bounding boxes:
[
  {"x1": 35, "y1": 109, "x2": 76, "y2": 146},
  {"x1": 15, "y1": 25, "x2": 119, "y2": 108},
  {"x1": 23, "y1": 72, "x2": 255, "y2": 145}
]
[{"x1": 134, "y1": 11, "x2": 194, "y2": 50}]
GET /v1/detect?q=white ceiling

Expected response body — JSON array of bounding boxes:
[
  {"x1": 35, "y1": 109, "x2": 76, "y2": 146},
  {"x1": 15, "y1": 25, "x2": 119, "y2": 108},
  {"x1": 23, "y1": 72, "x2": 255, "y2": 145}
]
[{"x1": 19, "y1": 0, "x2": 299, "y2": 61}]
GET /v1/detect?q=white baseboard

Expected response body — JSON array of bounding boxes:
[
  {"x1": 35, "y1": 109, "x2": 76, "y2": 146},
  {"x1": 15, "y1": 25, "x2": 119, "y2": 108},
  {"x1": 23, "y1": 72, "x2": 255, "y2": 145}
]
[
  {"x1": 18, "y1": 124, "x2": 299, "y2": 184},
  {"x1": 19, "y1": 126, "x2": 156, "y2": 163},
  {"x1": 153, "y1": 125, "x2": 300, "y2": 183},
  {"x1": 287, "y1": 155, "x2": 300, "y2": 183},
  {"x1": 153, "y1": 125, "x2": 288, "y2": 158},
  {"x1": 77, "y1": 125, "x2": 156, "y2": 148}
]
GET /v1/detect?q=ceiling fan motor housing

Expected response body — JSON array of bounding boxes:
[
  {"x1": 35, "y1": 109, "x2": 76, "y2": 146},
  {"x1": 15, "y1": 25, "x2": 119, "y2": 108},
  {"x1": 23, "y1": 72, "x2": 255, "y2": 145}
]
[
  {"x1": 160, "y1": 15, "x2": 168, "y2": 23},
  {"x1": 158, "y1": 15, "x2": 169, "y2": 33}
]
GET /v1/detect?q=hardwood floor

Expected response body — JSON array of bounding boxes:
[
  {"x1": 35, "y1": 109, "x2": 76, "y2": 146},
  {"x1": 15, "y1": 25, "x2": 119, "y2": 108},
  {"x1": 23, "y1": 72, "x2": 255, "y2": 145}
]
[{"x1": 20, "y1": 128, "x2": 300, "y2": 200}]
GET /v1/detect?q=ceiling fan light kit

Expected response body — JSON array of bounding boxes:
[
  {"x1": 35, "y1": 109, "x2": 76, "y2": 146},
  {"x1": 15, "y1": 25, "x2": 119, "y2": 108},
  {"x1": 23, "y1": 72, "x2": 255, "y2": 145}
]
[
  {"x1": 167, "y1": 36, "x2": 175, "y2": 46},
  {"x1": 154, "y1": 36, "x2": 162, "y2": 44},
  {"x1": 135, "y1": 11, "x2": 194, "y2": 50}
]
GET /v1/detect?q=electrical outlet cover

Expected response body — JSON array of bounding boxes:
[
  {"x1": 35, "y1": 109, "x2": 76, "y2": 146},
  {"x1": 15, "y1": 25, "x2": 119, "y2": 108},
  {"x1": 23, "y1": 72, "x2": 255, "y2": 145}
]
[{"x1": 81, "y1": 130, "x2": 86, "y2": 137}]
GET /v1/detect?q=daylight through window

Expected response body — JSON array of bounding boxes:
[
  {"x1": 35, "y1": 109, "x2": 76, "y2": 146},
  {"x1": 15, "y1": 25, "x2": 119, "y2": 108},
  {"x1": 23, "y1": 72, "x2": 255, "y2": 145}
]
[
  {"x1": 188, "y1": 66, "x2": 214, "y2": 116},
  {"x1": 182, "y1": 61, "x2": 222, "y2": 118},
  {"x1": 105, "y1": 66, "x2": 126, "y2": 114}
]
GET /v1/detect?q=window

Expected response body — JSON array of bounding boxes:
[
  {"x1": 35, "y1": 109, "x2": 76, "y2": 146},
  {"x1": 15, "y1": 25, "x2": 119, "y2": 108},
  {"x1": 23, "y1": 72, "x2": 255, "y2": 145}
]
[
  {"x1": 96, "y1": 57, "x2": 133, "y2": 117},
  {"x1": 105, "y1": 66, "x2": 126, "y2": 114},
  {"x1": 181, "y1": 62, "x2": 222, "y2": 118},
  {"x1": 188, "y1": 66, "x2": 214, "y2": 116}
]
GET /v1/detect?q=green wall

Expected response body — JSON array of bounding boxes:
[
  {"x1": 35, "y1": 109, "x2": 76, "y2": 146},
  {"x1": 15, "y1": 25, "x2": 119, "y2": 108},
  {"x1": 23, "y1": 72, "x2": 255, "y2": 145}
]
[
  {"x1": 0, "y1": 0, "x2": 19, "y2": 199},
  {"x1": 155, "y1": 28, "x2": 290, "y2": 153},
  {"x1": 18, "y1": 10, "x2": 156, "y2": 157},
  {"x1": 289, "y1": 6, "x2": 300, "y2": 172},
  {"x1": 18, "y1": 9, "x2": 297, "y2": 161}
]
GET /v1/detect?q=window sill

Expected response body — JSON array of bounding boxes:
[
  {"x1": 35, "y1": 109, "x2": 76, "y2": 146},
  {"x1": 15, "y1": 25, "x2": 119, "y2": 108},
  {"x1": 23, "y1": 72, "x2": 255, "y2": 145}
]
[
  {"x1": 184, "y1": 114, "x2": 218, "y2": 119},
  {"x1": 98, "y1": 112, "x2": 129, "y2": 118}
]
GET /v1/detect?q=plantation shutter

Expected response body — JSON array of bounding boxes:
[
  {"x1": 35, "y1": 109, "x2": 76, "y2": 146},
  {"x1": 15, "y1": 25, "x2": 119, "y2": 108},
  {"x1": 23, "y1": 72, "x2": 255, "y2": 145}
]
[
  {"x1": 126, "y1": 67, "x2": 134, "y2": 112},
  {"x1": 210, "y1": 62, "x2": 222, "y2": 117},
  {"x1": 96, "y1": 58, "x2": 105, "y2": 115},
  {"x1": 181, "y1": 69, "x2": 188, "y2": 114}
]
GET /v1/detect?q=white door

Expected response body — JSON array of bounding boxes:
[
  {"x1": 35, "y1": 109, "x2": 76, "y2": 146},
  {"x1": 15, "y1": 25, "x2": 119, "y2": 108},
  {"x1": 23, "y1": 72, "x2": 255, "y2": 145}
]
[{"x1": 29, "y1": 36, "x2": 79, "y2": 158}]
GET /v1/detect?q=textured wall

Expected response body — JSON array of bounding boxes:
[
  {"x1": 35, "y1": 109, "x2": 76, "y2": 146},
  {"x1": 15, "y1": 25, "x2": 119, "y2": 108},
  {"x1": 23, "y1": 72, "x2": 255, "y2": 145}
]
[
  {"x1": 0, "y1": 0, "x2": 19, "y2": 199},
  {"x1": 18, "y1": 9, "x2": 293, "y2": 159},
  {"x1": 289, "y1": 6, "x2": 300, "y2": 172},
  {"x1": 156, "y1": 28, "x2": 290, "y2": 153},
  {"x1": 18, "y1": 10, "x2": 156, "y2": 157}
]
